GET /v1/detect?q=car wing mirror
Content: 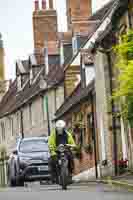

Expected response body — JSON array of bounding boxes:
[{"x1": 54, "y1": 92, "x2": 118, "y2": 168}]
[{"x1": 12, "y1": 149, "x2": 18, "y2": 155}]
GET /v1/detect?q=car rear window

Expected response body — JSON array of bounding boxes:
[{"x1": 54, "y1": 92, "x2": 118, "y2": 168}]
[{"x1": 19, "y1": 139, "x2": 48, "y2": 153}]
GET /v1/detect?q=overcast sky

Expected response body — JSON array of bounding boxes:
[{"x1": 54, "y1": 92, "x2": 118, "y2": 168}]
[{"x1": 0, "y1": 0, "x2": 110, "y2": 79}]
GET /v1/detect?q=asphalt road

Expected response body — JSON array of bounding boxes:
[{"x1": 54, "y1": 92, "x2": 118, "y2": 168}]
[{"x1": 0, "y1": 182, "x2": 133, "y2": 200}]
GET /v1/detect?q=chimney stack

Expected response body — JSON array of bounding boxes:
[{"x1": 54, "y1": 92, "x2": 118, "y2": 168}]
[
  {"x1": 34, "y1": 0, "x2": 39, "y2": 11},
  {"x1": 33, "y1": 0, "x2": 58, "y2": 65},
  {"x1": 49, "y1": 0, "x2": 53, "y2": 9},
  {"x1": 42, "y1": 0, "x2": 46, "y2": 10}
]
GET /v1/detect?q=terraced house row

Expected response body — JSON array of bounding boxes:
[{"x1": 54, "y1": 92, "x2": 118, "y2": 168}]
[{"x1": 0, "y1": 0, "x2": 133, "y2": 178}]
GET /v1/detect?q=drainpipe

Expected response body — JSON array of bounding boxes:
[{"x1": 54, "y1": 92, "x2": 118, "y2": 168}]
[
  {"x1": 45, "y1": 95, "x2": 51, "y2": 136},
  {"x1": 20, "y1": 109, "x2": 24, "y2": 138},
  {"x1": 90, "y1": 92, "x2": 98, "y2": 179}
]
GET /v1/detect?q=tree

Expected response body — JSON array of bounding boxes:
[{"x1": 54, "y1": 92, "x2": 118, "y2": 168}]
[{"x1": 113, "y1": 29, "x2": 133, "y2": 126}]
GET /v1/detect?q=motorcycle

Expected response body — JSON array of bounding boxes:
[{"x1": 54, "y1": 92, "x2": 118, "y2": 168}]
[{"x1": 56, "y1": 144, "x2": 75, "y2": 190}]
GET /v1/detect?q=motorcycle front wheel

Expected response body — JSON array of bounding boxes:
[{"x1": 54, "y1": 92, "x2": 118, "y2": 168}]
[{"x1": 60, "y1": 162, "x2": 69, "y2": 190}]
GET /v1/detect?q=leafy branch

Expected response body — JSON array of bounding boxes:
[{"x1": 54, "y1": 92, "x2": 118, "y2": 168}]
[{"x1": 112, "y1": 29, "x2": 133, "y2": 125}]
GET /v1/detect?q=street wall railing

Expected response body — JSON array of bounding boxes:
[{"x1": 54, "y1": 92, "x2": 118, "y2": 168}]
[{"x1": 0, "y1": 157, "x2": 8, "y2": 187}]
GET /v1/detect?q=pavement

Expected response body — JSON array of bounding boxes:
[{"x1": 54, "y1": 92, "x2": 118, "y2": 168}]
[
  {"x1": 72, "y1": 165, "x2": 133, "y2": 191},
  {"x1": 72, "y1": 165, "x2": 98, "y2": 182},
  {"x1": 113, "y1": 172, "x2": 133, "y2": 184},
  {"x1": 100, "y1": 172, "x2": 133, "y2": 191},
  {"x1": 0, "y1": 182, "x2": 133, "y2": 200}
]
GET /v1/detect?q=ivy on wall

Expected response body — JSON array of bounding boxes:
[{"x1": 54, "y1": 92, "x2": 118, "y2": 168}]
[{"x1": 112, "y1": 29, "x2": 133, "y2": 126}]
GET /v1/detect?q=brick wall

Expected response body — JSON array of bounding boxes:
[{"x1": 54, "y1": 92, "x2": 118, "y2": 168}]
[
  {"x1": 33, "y1": 10, "x2": 58, "y2": 49},
  {"x1": 58, "y1": 96, "x2": 99, "y2": 174},
  {"x1": 66, "y1": 0, "x2": 92, "y2": 32},
  {"x1": 74, "y1": 150, "x2": 95, "y2": 175},
  {"x1": 33, "y1": 6, "x2": 58, "y2": 64}
]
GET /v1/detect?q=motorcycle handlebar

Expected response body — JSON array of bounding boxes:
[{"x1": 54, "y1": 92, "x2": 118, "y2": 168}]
[
  {"x1": 56, "y1": 144, "x2": 76, "y2": 152},
  {"x1": 65, "y1": 144, "x2": 76, "y2": 148}
]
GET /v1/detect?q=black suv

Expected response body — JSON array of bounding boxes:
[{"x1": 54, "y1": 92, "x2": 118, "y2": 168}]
[{"x1": 8, "y1": 137, "x2": 50, "y2": 186}]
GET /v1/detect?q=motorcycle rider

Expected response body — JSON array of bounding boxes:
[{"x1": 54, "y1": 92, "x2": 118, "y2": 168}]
[{"x1": 48, "y1": 120, "x2": 76, "y2": 183}]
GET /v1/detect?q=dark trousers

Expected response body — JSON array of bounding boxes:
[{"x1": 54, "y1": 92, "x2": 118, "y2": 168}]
[{"x1": 49, "y1": 157, "x2": 58, "y2": 183}]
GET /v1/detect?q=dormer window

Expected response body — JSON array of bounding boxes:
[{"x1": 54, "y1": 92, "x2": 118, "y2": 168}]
[
  {"x1": 72, "y1": 35, "x2": 78, "y2": 55},
  {"x1": 29, "y1": 54, "x2": 43, "y2": 85},
  {"x1": 60, "y1": 41, "x2": 64, "y2": 66},
  {"x1": 29, "y1": 54, "x2": 36, "y2": 85},
  {"x1": 29, "y1": 54, "x2": 37, "y2": 66},
  {"x1": 81, "y1": 51, "x2": 95, "y2": 87},
  {"x1": 30, "y1": 68, "x2": 33, "y2": 85},
  {"x1": 16, "y1": 59, "x2": 29, "y2": 91},
  {"x1": 17, "y1": 75, "x2": 22, "y2": 91}
]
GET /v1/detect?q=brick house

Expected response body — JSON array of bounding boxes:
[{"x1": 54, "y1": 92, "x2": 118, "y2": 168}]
[
  {"x1": 54, "y1": 0, "x2": 116, "y2": 176},
  {"x1": 55, "y1": 0, "x2": 133, "y2": 177},
  {"x1": 92, "y1": 0, "x2": 133, "y2": 175},
  {"x1": 55, "y1": 81, "x2": 100, "y2": 175},
  {"x1": 76, "y1": 0, "x2": 133, "y2": 176}
]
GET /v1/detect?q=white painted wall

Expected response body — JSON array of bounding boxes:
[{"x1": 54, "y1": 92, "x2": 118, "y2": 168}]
[{"x1": 94, "y1": 51, "x2": 114, "y2": 176}]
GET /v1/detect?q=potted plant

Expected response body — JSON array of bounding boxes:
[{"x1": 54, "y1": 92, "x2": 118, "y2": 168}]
[{"x1": 118, "y1": 158, "x2": 128, "y2": 174}]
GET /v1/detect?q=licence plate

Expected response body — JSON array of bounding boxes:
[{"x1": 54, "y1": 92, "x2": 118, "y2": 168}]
[{"x1": 38, "y1": 166, "x2": 48, "y2": 171}]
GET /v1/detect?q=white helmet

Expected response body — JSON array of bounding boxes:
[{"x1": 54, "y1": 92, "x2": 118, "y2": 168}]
[{"x1": 55, "y1": 120, "x2": 66, "y2": 135}]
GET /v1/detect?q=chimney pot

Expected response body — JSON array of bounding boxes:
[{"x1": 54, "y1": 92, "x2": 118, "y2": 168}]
[
  {"x1": 34, "y1": 0, "x2": 39, "y2": 11},
  {"x1": 42, "y1": 0, "x2": 46, "y2": 10}
]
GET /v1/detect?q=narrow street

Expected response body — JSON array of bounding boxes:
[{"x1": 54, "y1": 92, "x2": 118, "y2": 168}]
[
  {"x1": 0, "y1": 182, "x2": 132, "y2": 200},
  {"x1": 0, "y1": 1, "x2": 133, "y2": 200}
]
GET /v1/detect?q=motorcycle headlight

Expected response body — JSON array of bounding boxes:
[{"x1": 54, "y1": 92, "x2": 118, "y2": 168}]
[{"x1": 58, "y1": 145, "x2": 65, "y2": 153}]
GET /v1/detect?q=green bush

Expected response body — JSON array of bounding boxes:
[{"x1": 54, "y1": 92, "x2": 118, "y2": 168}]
[{"x1": 0, "y1": 144, "x2": 7, "y2": 159}]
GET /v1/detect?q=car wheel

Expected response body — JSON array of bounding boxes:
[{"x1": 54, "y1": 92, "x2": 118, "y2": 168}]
[{"x1": 8, "y1": 177, "x2": 17, "y2": 187}]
